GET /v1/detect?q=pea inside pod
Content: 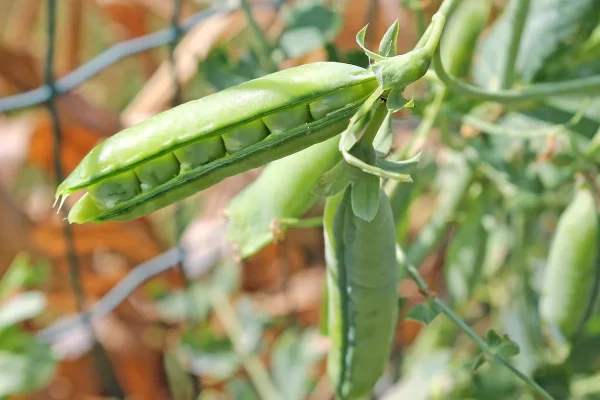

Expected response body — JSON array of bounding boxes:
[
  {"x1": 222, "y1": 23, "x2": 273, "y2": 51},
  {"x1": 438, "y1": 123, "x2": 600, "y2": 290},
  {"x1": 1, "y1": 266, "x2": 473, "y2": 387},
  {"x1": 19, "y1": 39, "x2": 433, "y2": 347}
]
[{"x1": 56, "y1": 62, "x2": 378, "y2": 223}]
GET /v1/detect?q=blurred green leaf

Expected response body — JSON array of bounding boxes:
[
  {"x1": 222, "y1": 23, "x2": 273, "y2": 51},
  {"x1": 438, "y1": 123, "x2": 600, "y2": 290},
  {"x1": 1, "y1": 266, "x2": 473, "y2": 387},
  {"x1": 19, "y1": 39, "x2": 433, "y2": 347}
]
[
  {"x1": 200, "y1": 47, "x2": 260, "y2": 91},
  {"x1": 211, "y1": 261, "x2": 241, "y2": 295},
  {"x1": 474, "y1": 0, "x2": 599, "y2": 88},
  {"x1": 0, "y1": 338, "x2": 55, "y2": 397},
  {"x1": 164, "y1": 350, "x2": 197, "y2": 400},
  {"x1": 279, "y1": 27, "x2": 326, "y2": 59},
  {"x1": 406, "y1": 300, "x2": 441, "y2": 325},
  {"x1": 485, "y1": 330, "x2": 520, "y2": 358},
  {"x1": 271, "y1": 329, "x2": 324, "y2": 400},
  {"x1": 0, "y1": 254, "x2": 49, "y2": 299},
  {"x1": 153, "y1": 283, "x2": 211, "y2": 323},
  {"x1": 278, "y1": 3, "x2": 342, "y2": 59},
  {"x1": 0, "y1": 292, "x2": 46, "y2": 329},
  {"x1": 226, "y1": 378, "x2": 259, "y2": 400}
]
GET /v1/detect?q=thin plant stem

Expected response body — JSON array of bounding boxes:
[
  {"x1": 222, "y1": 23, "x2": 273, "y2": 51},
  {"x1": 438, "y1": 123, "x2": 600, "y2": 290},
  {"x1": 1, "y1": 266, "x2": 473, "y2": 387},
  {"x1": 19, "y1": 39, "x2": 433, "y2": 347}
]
[
  {"x1": 433, "y1": 46, "x2": 600, "y2": 102},
  {"x1": 241, "y1": 0, "x2": 277, "y2": 73},
  {"x1": 361, "y1": 99, "x2": 389, "y2": 145},
  {"x1": 45, "y1": 0, "x2": 123, "y2": 396},
  {"x1": 400, "y1": 249, "x2": 555, "y2": 400},
  {"x1": 502, "y1": 0, "x2": 530, "y2": 88},
  {"x1": 404, "y1": 87, "x2": 446, "y2": 158},
  {"x1": 208, "y1": 288, "x2": 281, "y2": 400}
]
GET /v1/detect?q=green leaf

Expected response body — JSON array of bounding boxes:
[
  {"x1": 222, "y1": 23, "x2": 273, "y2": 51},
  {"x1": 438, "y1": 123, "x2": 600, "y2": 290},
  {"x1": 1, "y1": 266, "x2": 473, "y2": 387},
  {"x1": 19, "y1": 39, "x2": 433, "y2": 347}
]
[
  {"x1": 469, "y1": 354, "x2": 487, "y2": 372},
  {"x1": 351, "y1": 172, "x2": 381, "y2": 222},
  {"x1": 485, "y1": 329, "x2": 521, "y2": 358},
  {"x1": 386, "y1": 88, "x2": 410, "y2": 112},
  {"x1": 339, "y1": 88, "x2": 384, "y2": 152},
  {"x1": 154, "y1": 284, "x2": 211, "y2": 323},
  {"x1": 0, "y1": 339, "x2": 55, "y2": 397},
  {"x1": 0, "y1": 254, "x2": 49, "y2": 300},
  {"x1": 377, "y1": 151, "x2": 422, "y2": 175},
  {"x1": 406, "y1": 300, "x2": 441, "y2": 325},
  {"x1": 373, "y1": 112, "x2": 393, "y2": 156},
  {"x1": 311, "y1": 160, "x2": 351, "y2": 197},
  {"x1": 445, "y1": 187, "x2": 489, "y2": 306},
  {"x1": 355, "y1": 25, "x2": 386, "y2": 62},
  {"x1": 271, "y1": 329, "x2": 324, "y2": 400},
  {"x1": 0, "y1": 292, "x2": 46, "y2": 329},
  {"x1": 378, "y1": 20, "x2": 399, "y2": 57},
  {"x1": 473, "y1": 0, "x2": 599, "y2": 88},
  {"x1": 212, "y1": 261, "x2": 241, "y2": 295},
  {"x1": 282, "y1": 3, "x2": 342, "y2": 42},
  {"x1": 180, "y1": 327, "x2": 242, "y2": 381},
  {"x1": 226, "y1": 378, "x2": 260, "y2": 400},
  {"x1": 279, "y1": 27, "x2": 325, "y2": 58},
  {"x1": 200, "y1": 47, "x2": 258, "y2": 91},
  {"x1": 164, "y1": 350, "x2": 197, "y2": 400}
]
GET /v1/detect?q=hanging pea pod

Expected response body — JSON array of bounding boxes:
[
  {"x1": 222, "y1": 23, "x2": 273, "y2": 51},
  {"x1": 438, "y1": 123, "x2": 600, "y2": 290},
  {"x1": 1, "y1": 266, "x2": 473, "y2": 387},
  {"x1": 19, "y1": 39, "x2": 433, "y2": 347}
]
[
  {"x1": 444, "y1": 183, "x2": 490, "y2": 307},
  {"x1": 225, "y1": 135, "x2": 342, "y2": 259},
  {"x1": 440, "y1": 0, "x2": 492, "y2": 78},
  {"x1": 324, "y1": 187, "x2": 398, "y2": 399},
  {"x1": 406, "y1": 151, "x2": 474, "y2": 267},
  {"x1": 56, "y1": 62, "x2": 378, "y2": 223},
  {"x1": 540, "y1": 184, "x2": 599, "y2": 341}
]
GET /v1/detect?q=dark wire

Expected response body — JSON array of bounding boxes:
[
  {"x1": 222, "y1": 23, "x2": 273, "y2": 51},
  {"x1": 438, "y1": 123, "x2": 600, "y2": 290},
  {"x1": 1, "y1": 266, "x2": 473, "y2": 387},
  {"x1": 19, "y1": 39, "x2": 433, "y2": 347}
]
[{"x1": 43, "y1": 0, "x2": 123, "y2": 396}]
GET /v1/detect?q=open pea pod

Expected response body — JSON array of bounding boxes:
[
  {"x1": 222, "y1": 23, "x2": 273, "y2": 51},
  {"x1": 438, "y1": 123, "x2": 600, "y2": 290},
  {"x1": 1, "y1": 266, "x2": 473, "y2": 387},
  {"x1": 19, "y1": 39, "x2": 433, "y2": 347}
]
[{"x1": 56, "y1": 62, "x2": 378, "y2": 223}]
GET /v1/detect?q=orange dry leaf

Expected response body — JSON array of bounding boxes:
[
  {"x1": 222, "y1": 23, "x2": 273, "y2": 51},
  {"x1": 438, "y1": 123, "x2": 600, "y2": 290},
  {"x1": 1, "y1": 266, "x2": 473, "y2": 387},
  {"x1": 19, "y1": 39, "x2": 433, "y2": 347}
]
[
  {"x1": 335, "y1": 0, "x2": 416, "y2": 54},
  {"x1": 93, "y1": 0, "x2": 160, "y2": 78},
  {"x1": 32, "y1": 219, "x2": 163, "y2": 264},
  {"x1": 27, "y1": 114, "x2": 104, "y2": 179},
  {"x1": 121, "y1": 11, "x2": 245, "y2": 124},
  {"x1": 0, "y1": 44, "x2": 40, "y2": 93}
]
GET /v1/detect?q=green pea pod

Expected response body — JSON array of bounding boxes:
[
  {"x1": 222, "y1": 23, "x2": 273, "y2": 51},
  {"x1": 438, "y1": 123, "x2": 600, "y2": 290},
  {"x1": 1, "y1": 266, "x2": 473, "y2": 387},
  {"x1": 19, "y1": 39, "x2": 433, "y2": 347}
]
[
  {"x1": 406, "y1": 151, "x2": 474, "y2": 267},
  {"x1": 324, "y1": 186, "x2": 398, "y2": 399},
  {"x1": 56, "y1": 62, "x2": 378, "y2": 223},
  {"x1": 444, "y1": 185, "x2": 489, "y2": 307},
  {"x1": 540, "y1": 185, "x2": 599, "y2": 340},
  {"x1": 226, "y1": 135, "x2": 342, "y2": 259},
  {"x1": 440, "y1": 0, "x2": 492, "y2": 78}
]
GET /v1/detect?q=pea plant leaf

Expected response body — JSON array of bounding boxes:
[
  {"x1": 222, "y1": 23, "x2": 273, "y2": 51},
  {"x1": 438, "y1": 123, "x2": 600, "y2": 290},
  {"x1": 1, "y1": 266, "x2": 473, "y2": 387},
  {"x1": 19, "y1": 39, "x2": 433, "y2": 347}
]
[
  {"x1": 486, "y1": 329, "x2": 521, "y2": 358},
  {"x1": 373, "y1": 112, "x2": 393, "y2": 157},
  {"x1": 406, "y1": 300, "x2": 442, "y2": 325},
  {"x1": 469, "y1": 354, "x2": 487, "y2": 372},
  {"x1": 378, "y1": 20, "x2": 400, "y2": 57},
  {"x1": 311, "y1": 160, "x2": 351, "y2": 197},
  {"x1": 271, "y1": 329, "x2": 324, "y2": 400},
  {"x1": 350, "y1": 171, "x2": 380, "y2": 222},
  {"x1": 356, "y1": 25, "x2": 387, "y2": 62},
  {"x1": 473, "y1": 0, "x2": 599, "y2": 88},
  {"x1": 0, "y1": 291, "x2": 46, "y2": 329},
  {"x1": 277, "y1": 3, "x2": 342, "y2": 59},
  {"x1": 0, "y1": 344, "x2": 56, "y2": 397},
  {"x1": 377, "y1": 152, "x2": 422, "y2": 175}
]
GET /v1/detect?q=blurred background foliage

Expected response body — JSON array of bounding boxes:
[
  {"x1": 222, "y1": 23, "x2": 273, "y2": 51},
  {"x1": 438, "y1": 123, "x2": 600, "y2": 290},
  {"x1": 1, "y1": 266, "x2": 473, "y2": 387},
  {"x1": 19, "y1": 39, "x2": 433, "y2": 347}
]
[{"x1": 0, "y1": 0, "x2": 600, "y2": 399}]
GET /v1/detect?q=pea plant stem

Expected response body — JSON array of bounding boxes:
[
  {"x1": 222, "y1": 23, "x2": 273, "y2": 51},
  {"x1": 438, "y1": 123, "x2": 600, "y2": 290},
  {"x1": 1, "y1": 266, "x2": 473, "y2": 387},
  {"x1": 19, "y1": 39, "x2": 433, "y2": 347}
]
[
  {"x1": 240, "y1": 0, "x2": 278, "y2": 73},
  {"x1": 360, "y1": 98, "x2": 389, "y2": 145},
  {"x1": 502, "y1": 0, "x2": 530, "y2": 89},
  {"x1": 433, "y1": 45, "x2": 600, "y2": 102},
  {"x1": 208, "y1": 287, "x2": 281, "y2": 400},
  {"x1": 399, "y1": 249, "x2": 555, "y2": 400}
]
